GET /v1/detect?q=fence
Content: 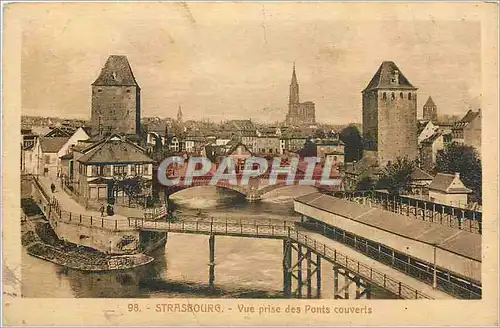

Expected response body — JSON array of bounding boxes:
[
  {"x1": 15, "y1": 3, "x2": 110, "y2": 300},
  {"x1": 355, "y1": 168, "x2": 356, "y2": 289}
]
[
  {"x1": 128, "y1": 217, "x2": 432, "y2": 300},
  {"x1": 332, "y1": 191, "x2": 482, "y2": 234},
  {"x1": 49, "y1": 197, "x2": 132, "y2": 231},
  {"x1": 301, "y1": 220, "x2": 481, "y2": 299}
]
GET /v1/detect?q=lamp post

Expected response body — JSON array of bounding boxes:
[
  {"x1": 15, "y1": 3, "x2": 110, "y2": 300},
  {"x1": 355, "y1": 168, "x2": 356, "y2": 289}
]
[{"x1": 432, "y1": 244, "x2": 438, "y2": 289}]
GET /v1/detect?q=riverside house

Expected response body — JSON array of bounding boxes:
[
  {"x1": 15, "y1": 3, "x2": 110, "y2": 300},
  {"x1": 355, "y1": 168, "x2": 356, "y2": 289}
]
[{"x1": 74, "y1": 134, "x2": 154, "y2": 207}]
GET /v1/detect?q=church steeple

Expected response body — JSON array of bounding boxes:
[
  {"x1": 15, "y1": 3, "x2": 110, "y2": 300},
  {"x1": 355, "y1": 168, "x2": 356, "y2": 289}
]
[
  {"x1": 289, "y1": 62, "x2": 299, "y2": 105},
  {"x1": 177, "y1": 105, "x2": 183, "y2": 123}
]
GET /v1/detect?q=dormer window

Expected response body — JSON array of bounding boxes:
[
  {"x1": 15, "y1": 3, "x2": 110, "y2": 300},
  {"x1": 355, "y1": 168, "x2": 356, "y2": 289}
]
[{"x1": 392, "y1": 70, "x2": 400, "y2": 84}]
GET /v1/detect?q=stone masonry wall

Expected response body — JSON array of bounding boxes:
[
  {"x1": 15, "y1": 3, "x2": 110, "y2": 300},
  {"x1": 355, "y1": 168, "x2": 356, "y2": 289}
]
[
  {"x1": 377, "y1": 90, "x2": 417, "y2": 165},
  {"x1": 91, "y1": 85, "x2": 139, "y2": 135}
]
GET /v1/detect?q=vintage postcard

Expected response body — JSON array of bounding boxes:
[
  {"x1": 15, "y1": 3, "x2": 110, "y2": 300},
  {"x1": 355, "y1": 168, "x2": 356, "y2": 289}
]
[{"x1": 2, "y1": 1, "x2": 499, "y2": 326}]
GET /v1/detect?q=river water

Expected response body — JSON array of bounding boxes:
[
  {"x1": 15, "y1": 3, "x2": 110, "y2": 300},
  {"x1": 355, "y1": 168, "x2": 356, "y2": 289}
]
[{"x1": 22, "y1": 186, "x2": 391, "y2": 299}]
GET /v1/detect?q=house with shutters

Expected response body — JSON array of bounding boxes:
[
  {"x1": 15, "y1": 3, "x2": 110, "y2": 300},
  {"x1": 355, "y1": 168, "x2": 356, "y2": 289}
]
[{"x1": 74, "y1": 134, "x2": 154, "y2": 207}]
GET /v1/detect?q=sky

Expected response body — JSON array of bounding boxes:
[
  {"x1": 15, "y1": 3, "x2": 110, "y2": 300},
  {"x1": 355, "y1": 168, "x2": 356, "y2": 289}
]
[{"x1": 19, "y1": 2, "x2": 481, "y2": 124}]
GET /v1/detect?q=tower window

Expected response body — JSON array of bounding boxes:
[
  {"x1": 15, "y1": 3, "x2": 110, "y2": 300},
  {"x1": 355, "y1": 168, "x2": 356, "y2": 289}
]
[
  {"x1": 126, "y1": 89, "x2": 131, "y2": 93},
  {"x1": 97, "y1": 89, "x2": 102, "y2": 92},
  {"x1": 400, "y1": 92, "x2": 404, "y2": 99},
  {"x1": 391, "y1": 92, "x2": 395, "y2": 100},
  {"x1": 408, "y1": 93, "x2": 412, "y2": 100},
  {"x1": 382, "y1": 92, "x2": 387, "y2": 100}
]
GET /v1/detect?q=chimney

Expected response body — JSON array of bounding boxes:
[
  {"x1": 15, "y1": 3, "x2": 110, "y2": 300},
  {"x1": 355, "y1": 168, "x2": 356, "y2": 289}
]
[{"x1": 455, "y1": 172, "x2": 460, "y2": 179}]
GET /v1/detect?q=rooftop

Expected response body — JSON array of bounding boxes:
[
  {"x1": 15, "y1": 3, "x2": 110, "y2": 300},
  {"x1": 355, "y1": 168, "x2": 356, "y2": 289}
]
[
  {"x1": 363, "y1": 61, "x2": 417, "y2": 92},
  {"x1": 92, "y1": 55, "x2": 139, "y2": 87},
  {"x1": 294, "y1": 193, "x2": 480, "y2": 262},
  {"x1": 39, "y1": 137, "x2": 70, "y2": 153},
  {"x1": 428, "y1": 173, "x2": 472, "y2": 194},
  {"x1": 77, "y1": 135, "x2": 153, "y2": 164}
]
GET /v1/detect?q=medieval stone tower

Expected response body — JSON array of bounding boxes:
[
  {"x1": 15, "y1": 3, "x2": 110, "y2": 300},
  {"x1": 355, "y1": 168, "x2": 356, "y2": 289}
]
[
  {"x1": 91, "y1": 55, "x2": 141, "y2": 136},
  {"x1": 362, "y1": 61, "x2": 418, "y2": 166},
  {"x1": 423, "y1": 96, "x2": 438, "y2": 122}
]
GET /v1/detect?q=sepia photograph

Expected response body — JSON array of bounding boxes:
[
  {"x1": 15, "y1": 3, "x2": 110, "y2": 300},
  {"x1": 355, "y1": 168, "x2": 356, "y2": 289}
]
[{"x1": 3, "y1": 1, "x2": 499, "y2": 326}]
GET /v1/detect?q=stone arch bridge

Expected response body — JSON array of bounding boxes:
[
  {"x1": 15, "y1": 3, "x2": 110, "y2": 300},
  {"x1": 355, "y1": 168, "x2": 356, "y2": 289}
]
[{"x1": 163, "y1": 174, "x2": 343, "y2": 201}]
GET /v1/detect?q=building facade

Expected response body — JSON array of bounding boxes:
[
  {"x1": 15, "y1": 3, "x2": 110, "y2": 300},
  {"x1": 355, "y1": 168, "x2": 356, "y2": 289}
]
[
  {"x1": 428, "y1": 173, "x2": 472, "y2": 207},
  {"x1": 90, "y1": 55, "x2": 141, "y2": 136},
  {"x1": 285, "y1": 64, "x2": 316, "y2": 126},
  {"x1": 452, "y1": 109, "x2": 481, "y2": 156},
  {"x1": 74, "y1": 135, "x2": 154, "y2": 207},
  {"x1": 362, "y1": 61, "x2": 418, "y2": 166}
]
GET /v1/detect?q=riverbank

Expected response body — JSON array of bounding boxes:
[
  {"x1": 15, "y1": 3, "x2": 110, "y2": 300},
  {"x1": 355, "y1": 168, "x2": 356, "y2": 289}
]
[{"x1": 21, "y1": 213, "x2": 154, "y2": 272}]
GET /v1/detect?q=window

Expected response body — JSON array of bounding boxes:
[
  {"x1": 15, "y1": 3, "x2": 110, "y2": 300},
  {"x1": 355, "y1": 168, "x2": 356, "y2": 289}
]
[
  {"x1": 382, "y1": 92, "x2": 387, "y2": 100},
  {"x1": 126, "y1": 89, "x2": 131, "y2": 93},
  {"x1": 408, "y1": 93, "x2": 412, "y2": 100},
  {"x1": 391, "y1": 92, "x2": 395, "y2": 100},
  {"x1": 132, "y1": 164, "x2": 144, "y2": 175},
  {"x1": 45, "y1": 155, "x2": 50, "y2": 164},
  {"x1": 144, "y1": 164, "x2": 149, "y2": 175},
  {"x1": 113, "y1": 165, "x2": 127, "y2": 176},
  {"x1": 400, "y1": 92, "x2": 404, "y2": 99},
  {"x1": 103, "y1": 165, "x2": 111, "y2": 176},
  {"x1": 333, "y1": 156, "x2": 338, "y2": 161},
  {"x1": 91, "y1": 166, "x2": 98, "y2": 177}
]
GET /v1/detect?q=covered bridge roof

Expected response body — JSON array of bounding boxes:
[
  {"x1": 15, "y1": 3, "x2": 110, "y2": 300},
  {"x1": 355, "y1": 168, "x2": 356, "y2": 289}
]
[{"x1": 294, "y1": 192, "x2": 481, "y2": 262}]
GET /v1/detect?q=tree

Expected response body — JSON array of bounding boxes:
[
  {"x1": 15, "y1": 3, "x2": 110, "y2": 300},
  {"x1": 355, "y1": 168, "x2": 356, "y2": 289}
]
[
  {"x1": 435, "y1": 142, "x2": 482, "y2": 203},
  {"x1": 313, "y1": 128, "x2": 326, "y2": 139},
  {"x1": 339, "y1": 125, "x2": 363, "y2": 162},
  {"x1": 356, "y1": 176, "x2": 375, "y2": 191},
  {"x1": 298, "y1": 138, "x2": 317, "y2": 157},
  {"x1": 376, "y1": 156, "x2": 415, "y2": 195}
]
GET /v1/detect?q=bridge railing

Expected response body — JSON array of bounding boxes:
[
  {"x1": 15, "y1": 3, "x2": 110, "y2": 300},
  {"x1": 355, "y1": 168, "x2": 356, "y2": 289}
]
[
  {"x1": 332, "y1": 191, "x2": 482, "y2": 234},
  {"x1": 128, "y1": 217, "x2": 296, "y2": 237},
  {"x1": 128, "y1": 217, "x2": 432, "y2": 300},
  {"x1": 301, "y1": 220, "x2": 481, "y2": 299},
  {"x1": 288, "y1": 229, "x2": 432, "y2": 300}
]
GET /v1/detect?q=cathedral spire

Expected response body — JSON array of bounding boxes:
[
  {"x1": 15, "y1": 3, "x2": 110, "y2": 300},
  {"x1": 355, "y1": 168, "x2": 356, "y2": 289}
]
[
  {"x1": 177, "y1": 105, "x2": 183, "y2": 123},
  {"x1": 289, "y1": 62, "x2": 299, "y2": 105},
  {"x1": 291, "y1": 61, "x2": 298, "y2": 86}
]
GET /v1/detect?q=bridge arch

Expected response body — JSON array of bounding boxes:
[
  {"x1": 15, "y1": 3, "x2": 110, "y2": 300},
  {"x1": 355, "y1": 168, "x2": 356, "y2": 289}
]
[
  {"x1": 256, "y1": 182, "x2": 319, "y2": 198},
  {"x1": 165, "y1": 184, "x2": 249, "y2": 198}
]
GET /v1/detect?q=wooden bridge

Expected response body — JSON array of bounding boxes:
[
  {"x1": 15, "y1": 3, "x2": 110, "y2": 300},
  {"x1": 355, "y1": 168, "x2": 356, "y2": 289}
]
[{"x1": 128, "y1": 217, "x2": 453, "y2": 300}]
